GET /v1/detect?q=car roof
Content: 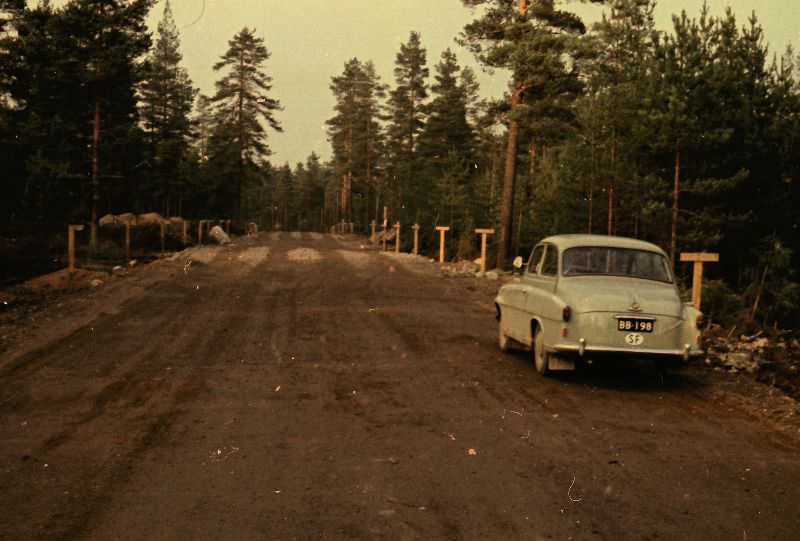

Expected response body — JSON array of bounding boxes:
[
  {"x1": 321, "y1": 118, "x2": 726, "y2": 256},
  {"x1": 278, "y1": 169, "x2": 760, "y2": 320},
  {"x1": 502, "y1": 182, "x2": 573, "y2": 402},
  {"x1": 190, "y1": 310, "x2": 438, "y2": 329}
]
[{"x1": 538, "y1": 234, "x2": 667, "y2": 255}]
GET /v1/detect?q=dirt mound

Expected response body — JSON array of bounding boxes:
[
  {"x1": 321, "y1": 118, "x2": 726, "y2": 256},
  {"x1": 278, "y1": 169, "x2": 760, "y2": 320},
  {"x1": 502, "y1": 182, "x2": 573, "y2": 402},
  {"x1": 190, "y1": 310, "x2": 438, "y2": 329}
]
[{"x1": 23, "y1": 268, "x2": 110, "y2": 292}]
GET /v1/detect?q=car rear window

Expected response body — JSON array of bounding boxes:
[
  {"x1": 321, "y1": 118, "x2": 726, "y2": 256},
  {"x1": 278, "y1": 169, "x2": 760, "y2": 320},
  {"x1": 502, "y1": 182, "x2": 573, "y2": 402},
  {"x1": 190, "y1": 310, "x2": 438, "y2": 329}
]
[{"x1": 562, "y1": 247, "x2": 673, "y2": 283}]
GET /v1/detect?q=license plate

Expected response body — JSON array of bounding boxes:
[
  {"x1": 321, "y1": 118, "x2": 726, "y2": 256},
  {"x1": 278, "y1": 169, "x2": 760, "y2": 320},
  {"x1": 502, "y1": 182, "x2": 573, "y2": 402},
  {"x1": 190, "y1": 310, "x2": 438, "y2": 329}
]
[{"x1": 616, "y1": 318, "x2": 655, "y2": 333}]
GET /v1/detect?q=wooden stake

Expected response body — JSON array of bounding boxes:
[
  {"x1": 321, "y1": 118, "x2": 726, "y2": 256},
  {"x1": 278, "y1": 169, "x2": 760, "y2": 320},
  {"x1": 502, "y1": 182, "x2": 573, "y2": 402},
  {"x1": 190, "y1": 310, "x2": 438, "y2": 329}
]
[
  {"x1": 370, "y1": 220, "x2": 376, "y2": 242},
  {"x1": 412, "y1": 223, "x2": 420, "y2": 256},
  {"x1": 182, "y1": 221, "x2": 188, "y2": 245},
  {"x1": 475, "y1": 228, "x2": 496, "y2": 273},
  {"x1": 680, "y1": 252, "x2": 719, "y2": 310},
  {"x1": 160, "y1": 222, "x2": 165, "y2": 258},
  {"x1": 125, "y1": 222, "x2": 131, "y2": 261},
  {"x1": 197, "y1": 221, "x2": 203, "y2": 244},
  {"x1": 382, "y1": 207, "x2": 388, "y2": 252},
  {"x1": 68, "y1": 225, "x2": 85, "y2": 275},
  {"x1": 394, "y1": 222, "x2": 401, "y2": 253},
  {"x1": 435, "y1": 226, "x2": 450, "y2": 265}
]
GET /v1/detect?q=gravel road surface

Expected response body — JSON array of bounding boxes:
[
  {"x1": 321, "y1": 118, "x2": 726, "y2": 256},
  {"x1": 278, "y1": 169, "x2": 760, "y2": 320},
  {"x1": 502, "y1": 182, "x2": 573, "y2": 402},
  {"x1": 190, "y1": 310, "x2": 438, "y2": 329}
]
[{"x1": 1, "y1": 233, "x2": 798, "y2": 540}]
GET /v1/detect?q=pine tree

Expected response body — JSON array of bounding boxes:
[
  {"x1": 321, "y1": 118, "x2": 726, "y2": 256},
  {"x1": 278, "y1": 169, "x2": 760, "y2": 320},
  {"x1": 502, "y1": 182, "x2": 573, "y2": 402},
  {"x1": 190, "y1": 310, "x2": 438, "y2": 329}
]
[
  {"x1": 585, "y1": 0, "x2": 656, "y2": 235},
  {"x1": 61, "y1": 0, "x2": 153, "y2": 242},
  {"x1": 139, "y1": 0, "x2": 196, "y2": 216},
  {"x1": 460, "y1": 0, "x2": 590, "y2": 268},
  {"x1": 211, "y1": 27, "x2": 282, "y2": 218}
]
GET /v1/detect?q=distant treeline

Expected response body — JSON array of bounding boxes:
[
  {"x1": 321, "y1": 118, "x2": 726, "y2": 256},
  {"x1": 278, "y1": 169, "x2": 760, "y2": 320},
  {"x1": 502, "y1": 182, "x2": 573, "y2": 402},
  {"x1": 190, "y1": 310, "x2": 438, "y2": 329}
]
[{"x1": 1, "y1": 1, "x2": 798, "y2": 326}]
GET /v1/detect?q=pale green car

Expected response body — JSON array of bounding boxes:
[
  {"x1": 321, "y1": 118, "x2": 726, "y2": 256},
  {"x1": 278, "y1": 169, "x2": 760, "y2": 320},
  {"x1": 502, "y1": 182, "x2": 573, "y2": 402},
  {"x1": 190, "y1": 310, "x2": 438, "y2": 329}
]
[{"x1": 495, "y1": 235, "x2": 705, "y2": 374}]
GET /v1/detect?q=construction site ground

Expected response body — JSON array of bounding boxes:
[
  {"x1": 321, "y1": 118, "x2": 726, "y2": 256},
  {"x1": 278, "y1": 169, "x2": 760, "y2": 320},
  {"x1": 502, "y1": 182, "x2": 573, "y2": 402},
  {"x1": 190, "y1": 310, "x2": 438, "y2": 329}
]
[{"x1": 1, "y1": 232, "x2": 798, "y2": 540}]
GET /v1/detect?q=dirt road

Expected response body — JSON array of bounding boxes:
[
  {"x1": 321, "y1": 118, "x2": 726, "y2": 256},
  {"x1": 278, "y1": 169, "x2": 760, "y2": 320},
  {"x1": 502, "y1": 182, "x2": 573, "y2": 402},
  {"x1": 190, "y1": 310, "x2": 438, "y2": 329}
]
[{"x1": 1, "y1": 233, "x2": 798, "y2": 540}]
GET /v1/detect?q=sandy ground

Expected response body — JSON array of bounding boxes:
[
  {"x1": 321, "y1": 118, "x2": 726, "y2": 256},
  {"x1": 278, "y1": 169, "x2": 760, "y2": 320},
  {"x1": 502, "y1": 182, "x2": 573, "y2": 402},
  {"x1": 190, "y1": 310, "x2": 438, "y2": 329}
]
[{"x1": 1, "y1": 232, "x2": 799, "y2": 540}]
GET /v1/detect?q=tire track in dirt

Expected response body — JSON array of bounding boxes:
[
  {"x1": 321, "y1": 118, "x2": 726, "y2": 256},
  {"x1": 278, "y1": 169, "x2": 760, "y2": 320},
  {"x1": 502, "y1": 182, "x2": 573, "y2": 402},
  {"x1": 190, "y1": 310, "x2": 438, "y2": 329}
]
[{"x1": 0, "y1": 241, "x2": 280, "y2": 540}]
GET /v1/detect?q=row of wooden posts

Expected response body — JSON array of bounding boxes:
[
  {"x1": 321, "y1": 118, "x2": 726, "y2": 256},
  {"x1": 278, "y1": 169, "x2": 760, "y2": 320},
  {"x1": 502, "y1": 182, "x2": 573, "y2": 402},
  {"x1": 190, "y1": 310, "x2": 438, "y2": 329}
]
[
  {"x1": 67, "y1": 219, "x2": 232, "y2": 275},
  {"x1": 366, "y1": 220, "x2": 497, "y2": 274},
  {"x1": 68, "y1": 218, "x2": 718, "y2": 311},
  {"x1": 362, "y1": 220, "x2": 718, "y2": 310}
]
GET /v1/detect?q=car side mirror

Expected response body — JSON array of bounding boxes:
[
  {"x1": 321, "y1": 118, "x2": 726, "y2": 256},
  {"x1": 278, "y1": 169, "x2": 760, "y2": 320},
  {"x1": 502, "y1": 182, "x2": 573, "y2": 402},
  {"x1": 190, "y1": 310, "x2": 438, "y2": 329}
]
[{"x1": 512, "y1": 256, "x2": 524, "y2": 273}]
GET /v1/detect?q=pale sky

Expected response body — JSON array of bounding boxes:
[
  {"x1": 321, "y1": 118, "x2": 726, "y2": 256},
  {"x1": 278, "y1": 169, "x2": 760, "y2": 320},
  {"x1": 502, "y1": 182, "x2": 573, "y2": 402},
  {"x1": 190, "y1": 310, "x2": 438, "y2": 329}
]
[{"x1": 139, "y1": 1, "x2": 800, "y2": 165}]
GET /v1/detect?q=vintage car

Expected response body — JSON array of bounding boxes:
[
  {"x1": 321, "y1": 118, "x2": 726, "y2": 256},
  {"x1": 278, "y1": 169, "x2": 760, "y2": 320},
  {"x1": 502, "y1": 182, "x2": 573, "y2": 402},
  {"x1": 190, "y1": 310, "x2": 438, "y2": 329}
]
[{"x1": 495, "y1": 235, "x2": 705, "y2": 374}]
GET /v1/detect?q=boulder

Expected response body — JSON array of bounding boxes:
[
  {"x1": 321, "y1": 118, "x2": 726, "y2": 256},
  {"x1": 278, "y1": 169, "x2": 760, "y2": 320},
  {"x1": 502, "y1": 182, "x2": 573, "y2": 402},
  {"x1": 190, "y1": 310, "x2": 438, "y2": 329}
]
[
  {"x1": 99, "y1": 214, "x2": 117, "y2": 227},
  {"x1": 721, "y1": 351, "x2": 760, "y2": 374},
  {"x1": 117, "y1": 213, "x2": 137, "y2": 225},
  {"x1": 209, "y1": 225, "x2": 231, "y2": 245},
  {"x1": 138, "y1": 212, "x2": 165, "y2": 225}
]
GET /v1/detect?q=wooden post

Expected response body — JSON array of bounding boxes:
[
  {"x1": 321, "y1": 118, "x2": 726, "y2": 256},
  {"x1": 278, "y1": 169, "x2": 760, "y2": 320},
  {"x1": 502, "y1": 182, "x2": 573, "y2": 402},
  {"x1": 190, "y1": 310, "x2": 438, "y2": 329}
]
[
  {"x1": 125, "y1": 222, "x2": 131, "y2": 261},
  {"x1": 680, "y1": 252, "x2": 720, "y2": 310},
  {"x1": 435, "y1": 226, "x2": 450, "y2": 265},
  {"x1": 159, "y1": 222, "x2": 166, "y2": 258},
  {"x1": 475, "y1": 228, "x2": 496, "y2": 273},
  {"x1": 197, "y1": 221, "x2": 203, "y2": 244},
  {"x1": 68, "y1": 225, "x2": 84, "y2": 275},
  {"x1": 394, "y1": 222, "x2": 401, "y2": 253},
  {"x1": 370, "y1": 220, "x2": 376, "y2": 242},
  {"x1": 382, "y1": 207, "x2": 388, "y2": 252},
  {"x1": 412, "y1": 223, "x2": 420, "y2": 256},
  {"x1": 182, "y1": 221, "x2": 188, "y2": 245}
]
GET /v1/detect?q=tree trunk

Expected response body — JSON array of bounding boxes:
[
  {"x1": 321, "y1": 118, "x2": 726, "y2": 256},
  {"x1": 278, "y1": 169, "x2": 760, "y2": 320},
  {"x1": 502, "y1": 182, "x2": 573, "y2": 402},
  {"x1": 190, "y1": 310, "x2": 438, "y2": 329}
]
[
  {"x1": 365, "y1": 104, "x2": 373, "y2": 228},
  {"x1": 90, "y1": 95, "x2": 101, "y2": 246},
  {"x1": 607, "y1": 125, "x2": 616, "y2": 236},
  {"x1": 497, "y1": 83, "x2": 521, "y2": 269},
  {"x1": 236, "y1": 50, "x2": 245, "y2": 218},
  {"x1": 589, "y1": 100, "x2": 596, "y2": 234},
  {"x1": 671, "y1": 143, "x2": 681, "y2": 264},
  {"x1": 496, "y1": 0, "x2": 529, "y2": 268}
]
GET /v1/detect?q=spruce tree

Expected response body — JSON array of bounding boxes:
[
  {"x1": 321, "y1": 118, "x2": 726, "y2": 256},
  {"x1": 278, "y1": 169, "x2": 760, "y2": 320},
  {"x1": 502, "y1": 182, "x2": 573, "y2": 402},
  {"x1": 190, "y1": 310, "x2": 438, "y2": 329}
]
[
  {"x1": 211, "y1": 27, "x2": 282, "y2": 218},
  {"x1": 386, "y1": 31, "x2": 428, "y2": 220},
  {"x1": 139, "y1": 0, "x2": 196, "y2": 216}
]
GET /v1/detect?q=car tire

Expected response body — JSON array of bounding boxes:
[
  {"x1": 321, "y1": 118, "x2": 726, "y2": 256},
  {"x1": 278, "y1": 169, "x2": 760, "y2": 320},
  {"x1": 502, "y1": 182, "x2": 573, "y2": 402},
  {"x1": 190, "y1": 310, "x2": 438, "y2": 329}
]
[
  {"x1": 533, "y1": 326, "x2": 550, "y2": 375},
  {"x1": 498, "y1": 316, "x2": 511, "y2": 352}
]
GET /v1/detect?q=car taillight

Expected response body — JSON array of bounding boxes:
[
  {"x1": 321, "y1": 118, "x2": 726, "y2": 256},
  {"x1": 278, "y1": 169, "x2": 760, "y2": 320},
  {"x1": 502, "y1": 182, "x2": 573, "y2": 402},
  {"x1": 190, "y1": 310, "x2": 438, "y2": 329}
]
[
  {"x1": 696, "y1": 313, "x2": 706, "y2": 329},
  {"x1": 562, "y1": 306, "x2": 572, "y2": 322}
]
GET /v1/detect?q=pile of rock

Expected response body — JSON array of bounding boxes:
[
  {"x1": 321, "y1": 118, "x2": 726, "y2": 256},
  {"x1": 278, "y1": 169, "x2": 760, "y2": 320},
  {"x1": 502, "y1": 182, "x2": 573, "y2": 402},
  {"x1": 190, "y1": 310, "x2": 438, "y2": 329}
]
[
  {"x1": 706, "y1": 329, "x2": 800, "y2": 377},
  {"x1": 440, "y1": 259, "x2": 501, "y2": 281}
]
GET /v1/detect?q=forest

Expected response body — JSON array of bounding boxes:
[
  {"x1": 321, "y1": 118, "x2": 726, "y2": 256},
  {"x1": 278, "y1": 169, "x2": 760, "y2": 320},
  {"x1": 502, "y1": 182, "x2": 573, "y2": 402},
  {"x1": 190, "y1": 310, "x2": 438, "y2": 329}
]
[{"x1": 1, "y1": 0, "x2": 799, "y2": 328}]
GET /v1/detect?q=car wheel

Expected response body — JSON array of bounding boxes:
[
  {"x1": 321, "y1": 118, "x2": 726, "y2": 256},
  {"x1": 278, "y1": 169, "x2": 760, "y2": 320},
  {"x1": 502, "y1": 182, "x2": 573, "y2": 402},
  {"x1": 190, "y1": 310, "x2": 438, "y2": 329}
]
[
  {"x1": 533, "y1": 326, "x2": 550, "y2": 375},
  {"x1": 498, "y1": 316, "x2": 511, "y2": 352}
]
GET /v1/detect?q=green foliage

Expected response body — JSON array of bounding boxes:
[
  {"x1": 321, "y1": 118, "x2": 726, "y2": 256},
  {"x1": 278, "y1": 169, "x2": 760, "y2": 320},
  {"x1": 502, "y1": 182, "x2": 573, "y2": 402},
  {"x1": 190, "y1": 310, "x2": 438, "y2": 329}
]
[
  {"x1": 385, "y1": 31, "x2": 429, "y2": 220},
  {"x1": 138, "y1": 0, "x2": 197, "y2": 216},
  {"x1": 701, "y1": 279, "x2": 745, "y2": 328},
  {"x1": 209, "y1": 27, "x2": 283, "y2": 218}
]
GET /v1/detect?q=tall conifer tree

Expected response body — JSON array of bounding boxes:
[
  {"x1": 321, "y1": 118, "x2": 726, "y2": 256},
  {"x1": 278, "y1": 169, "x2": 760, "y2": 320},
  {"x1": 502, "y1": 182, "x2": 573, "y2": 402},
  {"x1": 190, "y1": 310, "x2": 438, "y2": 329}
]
[
  {"x1": 211, "y1": 27, "x2": 282, "y2": 218},
  {"x1": 62, "y1": 0, "x2": 153, "y2": 242},
  {"x1": 460, "y1": 0, "x2": 591, "y2": 267},
  {"x1": 386, "y1": 31, "x2": 428, "y2": 219},
  {"x1": 139, "y1": 0, "x2": 196, "y2": 215}
]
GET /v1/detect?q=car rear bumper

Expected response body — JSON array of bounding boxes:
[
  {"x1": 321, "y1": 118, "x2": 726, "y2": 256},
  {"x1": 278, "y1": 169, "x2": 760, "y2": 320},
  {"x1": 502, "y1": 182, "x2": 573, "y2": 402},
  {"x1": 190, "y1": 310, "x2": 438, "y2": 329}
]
[{"x1": 552, "y1": 342, "x2": 705, "y2": 362}]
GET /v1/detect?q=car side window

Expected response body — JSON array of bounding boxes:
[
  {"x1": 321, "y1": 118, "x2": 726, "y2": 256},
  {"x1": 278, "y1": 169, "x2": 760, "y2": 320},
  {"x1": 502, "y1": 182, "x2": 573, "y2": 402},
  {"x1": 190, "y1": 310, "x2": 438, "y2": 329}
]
[
  {"x1": 527, "y1": 245, "x2": 544, "y2": 274},
  {"x1": 542, "y1": 245, "x2": 559, "y2": 276}
]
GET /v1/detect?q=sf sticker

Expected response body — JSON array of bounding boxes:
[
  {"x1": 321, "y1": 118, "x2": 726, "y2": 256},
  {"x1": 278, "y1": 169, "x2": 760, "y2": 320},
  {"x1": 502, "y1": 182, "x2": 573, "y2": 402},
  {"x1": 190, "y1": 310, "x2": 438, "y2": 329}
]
[{"x1": 625, "y1": 333, "x2": 644, "y2": 346}]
